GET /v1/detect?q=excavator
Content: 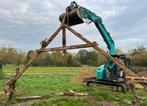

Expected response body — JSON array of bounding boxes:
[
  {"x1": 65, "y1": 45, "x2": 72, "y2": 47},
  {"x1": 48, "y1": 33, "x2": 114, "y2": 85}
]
[
  {"x1": 59, "y1": 1, "x2": 132, "y2": 92},
  {"x1": 2, "y1": 2, "x2": 146, "y2": 101}
]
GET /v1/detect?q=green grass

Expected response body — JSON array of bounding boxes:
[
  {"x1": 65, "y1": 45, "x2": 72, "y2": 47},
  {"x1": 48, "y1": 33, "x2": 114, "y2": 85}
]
[
  {"x1": 3, "y1": 65, "x2": 96, "y2": 75},
  {"x1": 31, "y1": 97, "x2": 102, "y2": 106},
  {"x1": 0, "y1": 66, "x2": 147, "y2": 106}
]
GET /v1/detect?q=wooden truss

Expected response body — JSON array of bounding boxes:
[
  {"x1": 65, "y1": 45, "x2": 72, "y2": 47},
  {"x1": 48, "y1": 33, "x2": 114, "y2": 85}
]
[{"x1": 4, "y1": 17, "x2": 147, "y2": 100}]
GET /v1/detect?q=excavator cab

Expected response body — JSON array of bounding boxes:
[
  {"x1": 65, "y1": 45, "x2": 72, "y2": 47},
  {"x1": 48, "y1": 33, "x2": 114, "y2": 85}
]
[{"x1": 97, "y1": 55, "x2": 132, "y2": 82}]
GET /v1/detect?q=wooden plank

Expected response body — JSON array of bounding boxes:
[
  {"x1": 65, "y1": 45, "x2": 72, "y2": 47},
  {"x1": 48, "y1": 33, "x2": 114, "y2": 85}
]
[
  {"x1": 36, "y1": 43, "x2": 94, "y2": 53},
  {"x1": 127, "y1": 76, "x2": 147, "y2": 80},
  {"x1": 127, "y1": 79, "x2": 146, "y2": 84},
  {"x1": 14, "y1": 96, "x2": 42, "y2": 101}
]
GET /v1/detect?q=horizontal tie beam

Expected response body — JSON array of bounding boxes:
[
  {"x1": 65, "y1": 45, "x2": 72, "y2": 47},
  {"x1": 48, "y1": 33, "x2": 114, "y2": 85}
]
[{"x1": 36, "y1": 43, "x2": 97, "y2": 53}]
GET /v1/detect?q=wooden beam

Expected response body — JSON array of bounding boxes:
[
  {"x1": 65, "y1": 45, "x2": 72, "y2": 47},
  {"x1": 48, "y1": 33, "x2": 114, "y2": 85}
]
[
  {"x1": 127, "y1": 80, "x2": 147, "y2": 84},
  {"x1": 127, "y1": 76, "x2": 147, "y2": 80},
  {"x1": 62, "y1": 28, "x2": 66, "y2": 54},
  {"x1": 36, "y1": 43, "x2": 95, "y2": 53},
  {"x1": 45, "y1": 15, "x2": 66, "y2": 46},
  {"x1": 15, "y1": 26, "x2": 63, "y2": 80},
  {"x1": 6, "y1": 25, "x2": 63, "y2": 100},
  {"x1": 6, "y1": 16, "x2": 67, "y2": 100},
  {"x1": 46, "y1": 25, "x2": 62, "y2": 46},
  {"x1": 64, "y1": 24, "x2": 138, "y2": 77}
]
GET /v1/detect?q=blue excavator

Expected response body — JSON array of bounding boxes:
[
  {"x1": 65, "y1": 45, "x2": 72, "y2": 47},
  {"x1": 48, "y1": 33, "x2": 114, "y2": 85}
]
[{"x1": 59, "y1": 1, "x2": 131, "y2": 92}]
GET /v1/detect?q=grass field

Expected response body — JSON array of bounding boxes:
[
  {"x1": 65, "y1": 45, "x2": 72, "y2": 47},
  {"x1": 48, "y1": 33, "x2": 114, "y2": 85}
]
[{"x1": 0, "y1": 66, "x2": 147, "y2": 106}]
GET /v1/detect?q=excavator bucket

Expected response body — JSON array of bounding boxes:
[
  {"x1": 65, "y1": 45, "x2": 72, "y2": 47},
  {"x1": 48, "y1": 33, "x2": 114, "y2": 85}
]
[{"x1": 59, "y1": 8, "x2": 84, "y2": 26}]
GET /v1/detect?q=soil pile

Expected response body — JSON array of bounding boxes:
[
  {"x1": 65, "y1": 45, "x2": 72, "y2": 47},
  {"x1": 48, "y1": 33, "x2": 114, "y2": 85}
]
[
  {"x1": 71, "y1": 69, "x2": 96, "y2": 84},
  {"x1": 137, "y1": 70, "x2": 147, "y2": 77}
]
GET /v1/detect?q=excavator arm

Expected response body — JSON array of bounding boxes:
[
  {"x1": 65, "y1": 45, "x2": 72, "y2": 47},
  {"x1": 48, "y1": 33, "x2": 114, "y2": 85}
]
[
  {"x1": 80, "y1": 6, "x2": 115, "y2": 55},
  {"x1": 60, "y1": 1, "x2": 115, "y2": 66}
]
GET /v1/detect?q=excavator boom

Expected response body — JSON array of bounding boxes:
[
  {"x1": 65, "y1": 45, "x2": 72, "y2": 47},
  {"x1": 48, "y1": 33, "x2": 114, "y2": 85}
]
[{"x1": 59, "y1": 1, "x2": 115, "y2": 66}]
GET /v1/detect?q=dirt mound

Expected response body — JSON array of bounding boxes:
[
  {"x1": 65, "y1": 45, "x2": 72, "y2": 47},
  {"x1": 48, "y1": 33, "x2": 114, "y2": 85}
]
[
  {"x1": 71, "y1": 69, "x2": 96, "y2": 84},
  {"x1": 137, "y1": 70, "x2": 147, "y2": 77}
]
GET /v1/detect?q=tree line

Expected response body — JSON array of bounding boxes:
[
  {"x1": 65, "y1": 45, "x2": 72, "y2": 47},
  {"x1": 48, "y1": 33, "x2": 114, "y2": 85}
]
[
  {"x1": 0, "y1": 46, "x2": 146, "y2": 67},
  {"x1": 128, "y1": 46, "x2": 147, "y2": 67}
]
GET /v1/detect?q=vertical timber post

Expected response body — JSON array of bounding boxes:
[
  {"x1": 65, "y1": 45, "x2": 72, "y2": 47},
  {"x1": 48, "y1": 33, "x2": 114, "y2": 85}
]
[
  {"x1": 0, "y1": 63, "x2": 2, "y2": 75},
  {"x1": 62, "y1": 27, "x2": 66, "y2": 54}
]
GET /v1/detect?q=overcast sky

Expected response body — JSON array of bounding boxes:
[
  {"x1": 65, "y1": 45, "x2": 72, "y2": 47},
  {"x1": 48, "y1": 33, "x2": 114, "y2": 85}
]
[{"x1": 0, "y1": 0, "x2": 147, "y2": 52}]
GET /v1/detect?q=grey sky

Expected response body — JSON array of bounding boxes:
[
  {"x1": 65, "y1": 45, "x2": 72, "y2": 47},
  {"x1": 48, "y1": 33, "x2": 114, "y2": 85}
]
[{"x1": 0, "y1": 0, "x2": 147, "y2": 52}]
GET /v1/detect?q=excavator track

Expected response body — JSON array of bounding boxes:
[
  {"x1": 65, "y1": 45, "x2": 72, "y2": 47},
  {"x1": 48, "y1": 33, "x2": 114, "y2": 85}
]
[{"x1": 84, "y1": 77, "x2": 128, "y2": 93}]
